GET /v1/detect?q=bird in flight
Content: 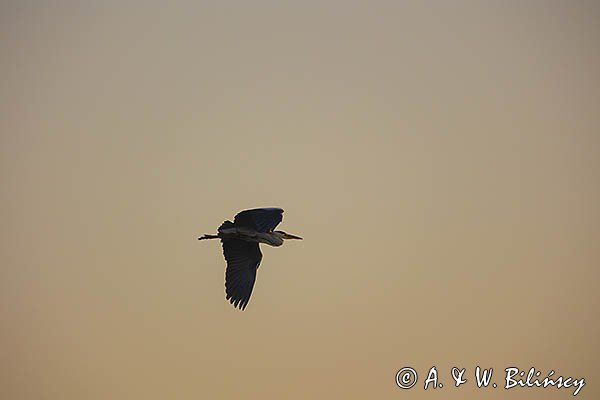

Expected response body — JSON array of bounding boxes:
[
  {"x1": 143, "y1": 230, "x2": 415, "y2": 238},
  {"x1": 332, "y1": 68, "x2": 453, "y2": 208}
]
[{"x1": 198, "y1": 207, "x2": 302, "y2": 310}]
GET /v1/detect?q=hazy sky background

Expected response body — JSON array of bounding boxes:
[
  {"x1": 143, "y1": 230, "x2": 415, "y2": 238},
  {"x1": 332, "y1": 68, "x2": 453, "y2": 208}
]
[{"x1": 2, "y1": 1, "x2": 599, "y2": 399}]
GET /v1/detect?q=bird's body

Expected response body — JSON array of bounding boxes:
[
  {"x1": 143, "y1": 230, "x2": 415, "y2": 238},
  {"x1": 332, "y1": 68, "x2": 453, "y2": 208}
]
[
  {"x1": 208, "y1": 226, "x2": 285, "y2": 246},
  {"x1": 198, "y1": 207, "x2": 302, "y2": 310}
]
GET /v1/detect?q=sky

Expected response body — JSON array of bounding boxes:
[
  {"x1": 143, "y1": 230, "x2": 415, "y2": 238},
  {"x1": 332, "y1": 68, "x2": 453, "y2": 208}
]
[{"x1": 1, "y1": 1, "x2": 599, "y2": 399}]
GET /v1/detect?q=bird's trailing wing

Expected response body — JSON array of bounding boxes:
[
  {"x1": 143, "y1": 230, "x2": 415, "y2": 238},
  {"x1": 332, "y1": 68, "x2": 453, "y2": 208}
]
[
  {"x1": 233, "y1": 207, "x2": 283, "y2": 233},
  {"x1": 222, "y1": 239, "x2": 262, "y2": 310}
]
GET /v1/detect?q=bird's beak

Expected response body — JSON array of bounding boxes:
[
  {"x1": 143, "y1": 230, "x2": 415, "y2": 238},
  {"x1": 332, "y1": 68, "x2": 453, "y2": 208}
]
[{"x1": 285, "y1": 233, "x2": 303, "y2": 240}]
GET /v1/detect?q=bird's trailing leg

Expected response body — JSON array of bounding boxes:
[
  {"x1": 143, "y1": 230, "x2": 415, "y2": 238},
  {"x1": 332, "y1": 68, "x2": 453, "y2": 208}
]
[{"x1": 198, "y1": 234, "x2": 220, "y2": 240}]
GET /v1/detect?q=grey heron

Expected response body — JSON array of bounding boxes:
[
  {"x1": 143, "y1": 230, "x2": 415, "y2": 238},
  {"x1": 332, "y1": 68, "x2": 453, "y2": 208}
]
[{"x1": 198, "y1": 207, "x2": 302, "y2": 310}]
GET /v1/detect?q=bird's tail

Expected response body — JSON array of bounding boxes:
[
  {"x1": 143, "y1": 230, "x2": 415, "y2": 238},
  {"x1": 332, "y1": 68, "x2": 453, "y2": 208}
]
[
  {"x1": 218, "y1": 220, "x2": 235, "y2": 232},
  {"x1": 199, "y1": 220, "x2": 234, "y2": 240}
]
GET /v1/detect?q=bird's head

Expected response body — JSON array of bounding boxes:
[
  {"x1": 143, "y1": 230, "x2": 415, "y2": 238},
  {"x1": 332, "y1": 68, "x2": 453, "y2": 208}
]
[{"x1": 273, "y1": 230, "x2": 303, "y2": 240}]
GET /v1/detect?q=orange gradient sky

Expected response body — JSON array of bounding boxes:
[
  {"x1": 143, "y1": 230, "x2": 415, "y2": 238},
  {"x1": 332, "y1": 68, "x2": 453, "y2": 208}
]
[{"x1": 1, "y1": 2, "x2": 599, "y2": 399}]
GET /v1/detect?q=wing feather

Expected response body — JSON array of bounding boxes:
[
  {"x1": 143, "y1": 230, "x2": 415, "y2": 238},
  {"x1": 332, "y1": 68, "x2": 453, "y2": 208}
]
[
  {"x1": 233, "y1": 208, "x2": 283, "y2": 233},
  {"x1": 222, "y1": 239, "x2": 262, "y2": 310}
]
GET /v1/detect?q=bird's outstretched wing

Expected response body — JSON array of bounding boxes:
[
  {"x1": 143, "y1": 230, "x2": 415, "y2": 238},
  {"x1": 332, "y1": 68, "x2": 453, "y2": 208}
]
[
  {"x1": 233, "y1": 207, "x2": 283, "y2": 233},
  {"x1": 222, "y1": 239, "x2": 262, "y2": 310}
]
